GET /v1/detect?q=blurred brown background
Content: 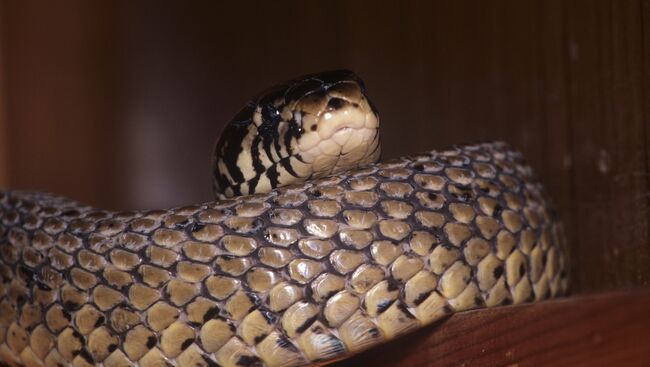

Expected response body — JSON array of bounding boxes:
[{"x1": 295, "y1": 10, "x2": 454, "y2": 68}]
[{"x1": 0, "y1": 0, "x2": 649, "y2": 293}]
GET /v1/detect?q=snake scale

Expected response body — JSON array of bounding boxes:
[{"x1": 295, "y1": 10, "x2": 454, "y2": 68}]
[{"x1": 0, "y1": 71, "x2": 568, "y2": 367}]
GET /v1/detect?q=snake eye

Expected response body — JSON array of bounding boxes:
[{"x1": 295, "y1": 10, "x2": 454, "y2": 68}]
[{"x1": 262, "y1": 105, "x2": 282, "y2": 124}]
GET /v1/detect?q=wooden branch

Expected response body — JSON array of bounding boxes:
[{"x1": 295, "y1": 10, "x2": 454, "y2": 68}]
[{"x1": 332, "y1": 289, "x2": 650, "y2": 367}]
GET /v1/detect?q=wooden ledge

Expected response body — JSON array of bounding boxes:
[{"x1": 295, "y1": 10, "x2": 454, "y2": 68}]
[{"x1": 332, "y1": 289, "x2": 650, "y2": 367}]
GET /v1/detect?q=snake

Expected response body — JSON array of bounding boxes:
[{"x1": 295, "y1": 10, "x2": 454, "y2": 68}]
[{"x1": 0, "y1": 70, "x2": 569, "y2": 367}]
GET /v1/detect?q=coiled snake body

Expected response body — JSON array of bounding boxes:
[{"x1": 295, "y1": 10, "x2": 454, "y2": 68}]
[{"x1": 0, "y1": 71, "x2": 568, "y2": 367}]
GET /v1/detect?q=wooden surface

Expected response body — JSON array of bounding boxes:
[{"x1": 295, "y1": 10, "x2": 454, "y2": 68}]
[
  {"x1": 332, "y1": 289, "x2": 650, "y2": 367},
  {"x1": 0, "y1": 4, "x2": 7, "y2": 187},
  {"x1": 1, "y1": 0, "x2": 650, "y2": 294}
]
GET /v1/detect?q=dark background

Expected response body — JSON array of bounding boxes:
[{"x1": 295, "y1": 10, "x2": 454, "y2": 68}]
[{"x1": 0, "y1": 0, "x2": 649, "y2": 293}]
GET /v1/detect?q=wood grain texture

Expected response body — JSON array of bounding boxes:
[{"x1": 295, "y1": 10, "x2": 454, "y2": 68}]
[
  {"x1": 1, "y1": 1, "x2": 124, "y2": 208},
  {"x1": 332, "y1": 289, "x2": 650, "y2": 367},
  {"x1": 565, "y1": 0, "x2": 650, "y2": 293},
  {"x1": 0, "y1": 3, "x2": 8, "y2": 187},
  {"x1": 1, "y1": 0, "x2": 650, "y2": 293}
]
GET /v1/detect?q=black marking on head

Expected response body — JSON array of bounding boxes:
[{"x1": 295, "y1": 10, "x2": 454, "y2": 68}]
[
  {"x1": 247, "y1": 175, "x2": 260, "y2": 196},
  {"x1": 261, "y1": 105, "x2": 282, "y2": 126},
  {"x1": 258, "y1": 114, "x2": 281, "y2": 164},
  {"x1": 493, "y1": 265, "x2": 504, "y2": 279},
  {"x1": 250, "y1": 134, "x2": 266, "y2": 174},
  {"x1": 519, "y1": 264, "x2": 526, "y2": 277},
  {"x1": 284, "y1": 117, "x2": 303, "y2": 153},
  {"x1": 214, "y1": 117, "x2": 251, "y2": 189},
  {"x1": 266, "y1": 165, "x2": 280, "y2": 189},
  {"x1": 231, "y1": 184, "x2": 242, "y2": 197},
  {"x1": 279, "y1": 157, "x2": 299, "y2": 179},
  {"x1": 108, "y1": 344, "x2": 118, "y2": 353}
]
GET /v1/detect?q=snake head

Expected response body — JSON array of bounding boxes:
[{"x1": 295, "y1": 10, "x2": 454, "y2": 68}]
[{"x1": 213, "y1": 70, "x2": 381, "y2": 198}]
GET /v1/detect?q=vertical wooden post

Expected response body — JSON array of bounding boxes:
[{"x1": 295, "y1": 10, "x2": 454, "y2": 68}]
[{"x1": 0, "y1": 3, "x2": 8, "y2": 188}]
